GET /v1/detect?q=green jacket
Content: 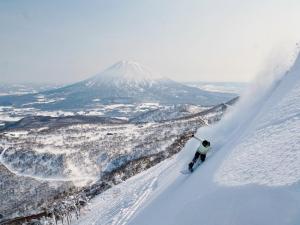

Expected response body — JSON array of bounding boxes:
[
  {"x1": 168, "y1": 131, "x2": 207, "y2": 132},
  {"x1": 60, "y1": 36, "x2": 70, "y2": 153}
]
[{"x1": 196, "y1": 144, "x2": 211, "y2": 154}]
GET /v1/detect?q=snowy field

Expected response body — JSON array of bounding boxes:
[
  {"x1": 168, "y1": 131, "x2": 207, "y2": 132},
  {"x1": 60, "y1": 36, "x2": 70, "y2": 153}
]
[
  {"x1": 185, "y1": 81, "x2": 247, "y2": 94},
  {"x1": 72, "y1": 54, "x2": 300, "y2": 225},
  {"x1": 0, "y1": 83, "x2": 62, "y2": 96},
  {"x1": 0, "y1": 103, "x2": 205, "y2": 124}
]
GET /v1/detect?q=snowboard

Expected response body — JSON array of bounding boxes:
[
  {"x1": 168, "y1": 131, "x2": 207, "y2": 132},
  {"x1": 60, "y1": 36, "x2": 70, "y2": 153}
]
[{"x1": 180, "y1": 160, "x2": 202, "y2": 175}]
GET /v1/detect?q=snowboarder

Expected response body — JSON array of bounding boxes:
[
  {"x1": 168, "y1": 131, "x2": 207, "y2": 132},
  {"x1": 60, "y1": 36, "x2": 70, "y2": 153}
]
[{"x1": 188, "y1": 135, "x2": 211, "y2": 172}]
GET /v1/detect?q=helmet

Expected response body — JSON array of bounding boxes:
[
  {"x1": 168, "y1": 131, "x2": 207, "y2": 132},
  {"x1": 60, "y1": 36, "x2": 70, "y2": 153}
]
[{"x1": 202, "y1": 140, "x2": 210, "y2": 147}]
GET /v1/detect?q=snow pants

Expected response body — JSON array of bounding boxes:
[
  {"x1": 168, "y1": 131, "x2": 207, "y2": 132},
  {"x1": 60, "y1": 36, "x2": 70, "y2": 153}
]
[{"x1": 192, "y1": 152, "x2": 206, "y2": 163}]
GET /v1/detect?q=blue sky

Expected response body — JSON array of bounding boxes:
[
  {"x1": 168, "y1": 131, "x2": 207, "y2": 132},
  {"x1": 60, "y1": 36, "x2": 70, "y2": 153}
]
[{"x1": 1, "y1": 0, "x2": 300, "y2": 83}]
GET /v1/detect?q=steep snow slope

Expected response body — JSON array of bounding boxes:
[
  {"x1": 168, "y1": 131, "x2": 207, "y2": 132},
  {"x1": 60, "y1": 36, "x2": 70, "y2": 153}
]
[
  {"x1": 125, "y1": 55, "x2": 300, "y2": 225},
  {"x1": 72, "y1": 54, "x2": 300, "y2": 225}
]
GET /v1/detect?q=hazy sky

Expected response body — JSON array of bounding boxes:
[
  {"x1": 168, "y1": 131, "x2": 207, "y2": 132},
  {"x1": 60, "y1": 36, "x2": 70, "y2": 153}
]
[{"x1": 1, "y1": 0, "x2": 300, "y2": 84}]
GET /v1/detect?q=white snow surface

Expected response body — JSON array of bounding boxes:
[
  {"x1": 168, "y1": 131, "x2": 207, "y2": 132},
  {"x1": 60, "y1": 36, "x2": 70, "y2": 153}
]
[{"x1": 74, "y1": 54, "x2": 300, "y2": 225}]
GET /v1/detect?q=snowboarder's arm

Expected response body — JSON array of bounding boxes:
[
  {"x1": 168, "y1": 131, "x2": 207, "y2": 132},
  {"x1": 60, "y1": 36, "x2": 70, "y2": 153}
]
[{"x1": 192, "y1": 134, "x2": 202, "y2": 142}]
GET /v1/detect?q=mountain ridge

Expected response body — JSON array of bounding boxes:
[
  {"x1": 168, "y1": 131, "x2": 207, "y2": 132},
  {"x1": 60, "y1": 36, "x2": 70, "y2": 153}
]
[{"x1": 0, "y1": 61, "x2": 236, "y2": 110}]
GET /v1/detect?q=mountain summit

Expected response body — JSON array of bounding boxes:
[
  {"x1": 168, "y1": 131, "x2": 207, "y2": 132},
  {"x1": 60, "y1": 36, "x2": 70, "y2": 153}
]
[{"x1": 83, "y1": 60, "x2": 164, "y2": 89}]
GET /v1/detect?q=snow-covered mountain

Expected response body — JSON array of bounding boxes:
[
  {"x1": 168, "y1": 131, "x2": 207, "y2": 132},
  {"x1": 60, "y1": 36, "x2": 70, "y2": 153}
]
[
  {"x1": 0, "y1": 61, "x2": 236, "y2": 110},
  {"x1": 72, "y1": 53, "x2": 300, "y2": 225},
  {"x1": 41, "y1": 60, "x2": 236, "y2": 107},
  {"x1": 84, "y1": 60, "x2": 163, "y2": 88}
]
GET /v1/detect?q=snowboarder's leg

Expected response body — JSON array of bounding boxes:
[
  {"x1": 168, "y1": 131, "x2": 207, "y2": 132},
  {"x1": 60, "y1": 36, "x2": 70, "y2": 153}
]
[
  {"x1": 200, "y1": 153, "x2": 206, "y2": 162},
  {"x1": 188, "y1": 162, "x2": 194, "y2": 172},
  {"x1": 192, "y1": 152, "x2": 201, "y2": 163},
  {"x1": 189, "y1": 152, "x2": 200, "y2": 172}
]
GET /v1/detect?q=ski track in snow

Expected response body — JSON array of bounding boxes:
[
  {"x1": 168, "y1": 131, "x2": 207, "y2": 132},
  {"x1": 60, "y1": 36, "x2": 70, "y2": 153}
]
[
  {"x1": 111, "y1": 178, "x2": 157, "y2": 225},
  {"x1": 72, "y1": 159, "x2": 174, "y2": 225}
]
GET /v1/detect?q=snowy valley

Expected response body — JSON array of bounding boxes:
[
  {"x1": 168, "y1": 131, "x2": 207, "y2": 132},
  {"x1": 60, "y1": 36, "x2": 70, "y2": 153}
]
[{"x1": 0, "y1": 98, "x2": 234, "y2": 224}]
